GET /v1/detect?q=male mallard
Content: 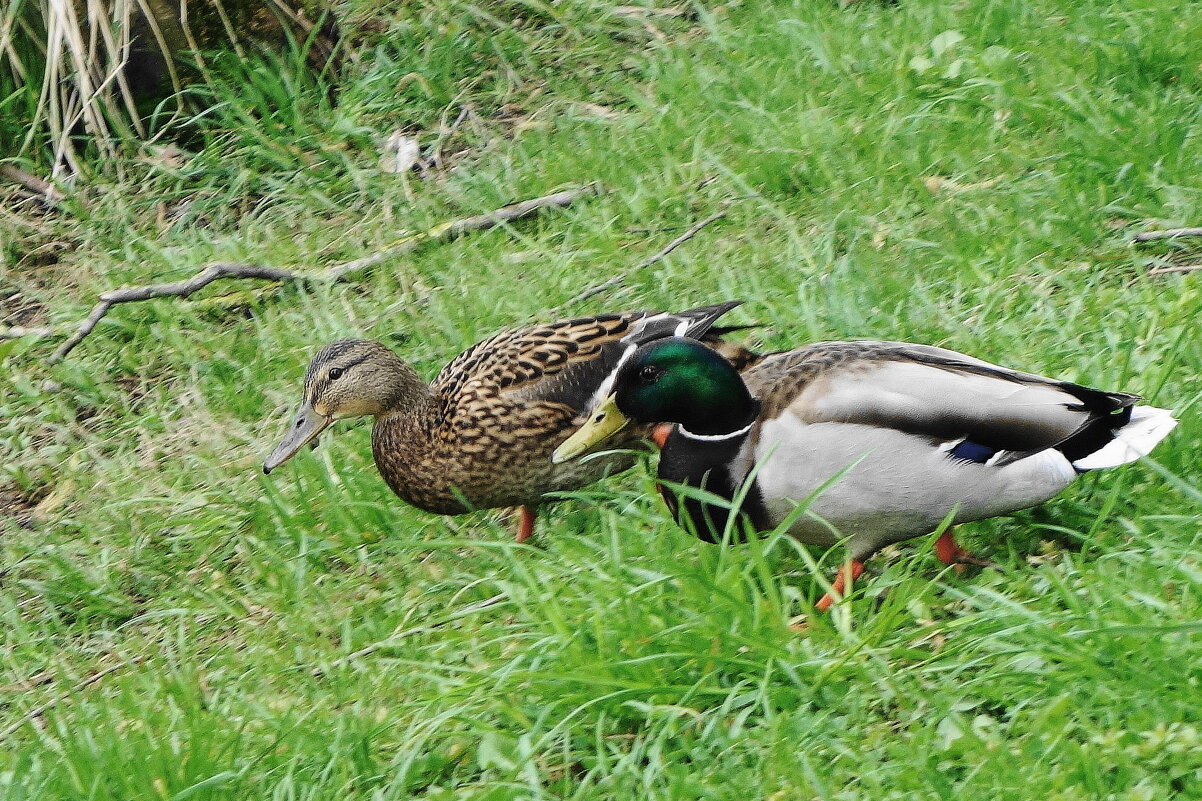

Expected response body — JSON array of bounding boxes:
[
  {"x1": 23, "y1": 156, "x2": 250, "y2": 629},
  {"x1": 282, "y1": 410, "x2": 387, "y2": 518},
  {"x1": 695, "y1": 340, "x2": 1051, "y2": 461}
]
[
  {"x1": 263, "y1": 303, "x2": 754, "y2": 541},
  {"x1": 553, "y1": 336, "x2": 1177, "y2": 609}
]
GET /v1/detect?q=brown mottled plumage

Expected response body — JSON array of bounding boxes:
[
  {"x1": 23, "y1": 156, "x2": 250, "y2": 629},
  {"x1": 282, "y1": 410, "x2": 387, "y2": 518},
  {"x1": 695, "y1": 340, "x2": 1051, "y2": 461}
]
[{"x1": 262, "y1": 303, "x2": 753, "y2": 537}]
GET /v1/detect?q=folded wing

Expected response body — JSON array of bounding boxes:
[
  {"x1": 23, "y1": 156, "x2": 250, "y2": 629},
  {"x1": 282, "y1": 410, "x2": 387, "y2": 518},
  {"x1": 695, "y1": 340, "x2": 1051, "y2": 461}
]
[{"x1": 748, "y1": 342, "x2": 1140, "y2": 462}]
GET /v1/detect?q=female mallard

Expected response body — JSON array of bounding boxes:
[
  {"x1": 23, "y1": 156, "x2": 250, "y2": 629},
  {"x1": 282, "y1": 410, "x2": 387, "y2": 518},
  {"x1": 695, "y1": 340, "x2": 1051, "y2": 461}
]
[
  {"x1": 553, "y1": 336, "x2": 1177, "y2": 609},
  {"x1": 263, "y1": 303, "x2": 753, "y2": 541}
]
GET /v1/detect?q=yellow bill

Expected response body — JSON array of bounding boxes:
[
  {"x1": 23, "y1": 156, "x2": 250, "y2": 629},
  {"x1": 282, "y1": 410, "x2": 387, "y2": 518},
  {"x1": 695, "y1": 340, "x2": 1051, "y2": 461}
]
[{"x1": 551, "y1": 394, "x2": 631, "y2": 464}]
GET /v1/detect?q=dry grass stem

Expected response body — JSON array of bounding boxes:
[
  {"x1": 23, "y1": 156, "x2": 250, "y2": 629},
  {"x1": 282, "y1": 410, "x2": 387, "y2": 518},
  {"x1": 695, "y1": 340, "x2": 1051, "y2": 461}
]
[
  {"x1": 1147, "y1": 264, "x2": 1202, "y2": 276},
  {"x1": 553, "y1": 210, "x2": 727, "y2": 311},
  {"x1": 1134, "y1": 227, "x2": 1202, "y2": 242}
]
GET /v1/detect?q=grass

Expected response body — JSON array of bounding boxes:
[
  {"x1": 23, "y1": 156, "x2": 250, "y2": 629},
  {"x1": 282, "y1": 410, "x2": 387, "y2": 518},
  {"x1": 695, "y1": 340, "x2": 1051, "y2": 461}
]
[{"x1": 2, "y1": 0, "x2": 1202, "y2": 797}]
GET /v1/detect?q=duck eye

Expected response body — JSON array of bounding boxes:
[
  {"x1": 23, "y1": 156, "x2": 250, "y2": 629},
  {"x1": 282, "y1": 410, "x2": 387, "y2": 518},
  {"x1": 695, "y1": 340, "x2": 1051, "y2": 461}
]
[
  {"x1": 328, "y1": 367, "x2": 345, "y2": 381},
  {"x1": 637, "y1": 365, "x2": 661, "y2": 384}
]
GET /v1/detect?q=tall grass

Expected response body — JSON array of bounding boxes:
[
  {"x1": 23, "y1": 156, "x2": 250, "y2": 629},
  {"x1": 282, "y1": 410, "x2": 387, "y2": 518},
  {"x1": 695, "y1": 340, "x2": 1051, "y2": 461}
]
[
  {"x1": 0, "y1": 0, "x2": 341, "y2": 180},
  {"x1": 2, "y1": 0, "x2": 168, "y2": 176},
  {"x1": 1, "y1": 0, "x2": 1200, "y2": 798}
]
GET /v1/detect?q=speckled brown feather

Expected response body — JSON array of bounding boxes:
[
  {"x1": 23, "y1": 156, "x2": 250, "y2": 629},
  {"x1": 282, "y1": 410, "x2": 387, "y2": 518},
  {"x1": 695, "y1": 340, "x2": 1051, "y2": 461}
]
[
  {"x1": 434, "y1": 315, "x2": 630, "y2": 402},
  {"x1": 367, "y1": 304, "x2": 749, "y2": 515}
]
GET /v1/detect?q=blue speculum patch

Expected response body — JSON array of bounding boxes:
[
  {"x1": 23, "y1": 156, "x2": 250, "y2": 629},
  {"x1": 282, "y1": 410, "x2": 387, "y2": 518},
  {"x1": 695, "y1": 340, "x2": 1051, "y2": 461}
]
[{"x1": 948, "y1": 440, "x2": 998, "y2": 464}]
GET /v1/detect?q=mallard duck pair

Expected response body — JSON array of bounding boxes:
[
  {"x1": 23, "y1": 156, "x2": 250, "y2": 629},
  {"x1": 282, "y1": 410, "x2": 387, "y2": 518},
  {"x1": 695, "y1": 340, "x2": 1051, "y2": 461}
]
[
  {"x1": 263, "y1": 302, "x2": 756, "y2": 542},
  {"x1": 265, "y1": 302, "x2": 1176, "y2": 610}
]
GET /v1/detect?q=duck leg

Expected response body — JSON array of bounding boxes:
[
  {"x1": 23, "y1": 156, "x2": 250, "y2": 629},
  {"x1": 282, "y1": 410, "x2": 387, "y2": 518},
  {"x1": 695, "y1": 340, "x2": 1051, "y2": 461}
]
[
  {"x1": 814, "y1": 559, "x2": 865, "y2": 612},
  {"x1": 516, "y1": 505, "x2": 537, "y2": 543},
  {"x1": 933, "y1": 527, "x2": 995, "y2": 570}
]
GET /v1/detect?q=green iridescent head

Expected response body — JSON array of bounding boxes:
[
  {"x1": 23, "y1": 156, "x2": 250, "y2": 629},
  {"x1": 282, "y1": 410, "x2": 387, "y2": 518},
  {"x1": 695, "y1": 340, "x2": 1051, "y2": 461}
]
[
  {"x1": 612, "y1": 338, "x2": 755, "y2": 435},
  {"x1": 551, "y1": 337, "x2": 756, "y2": 464}
]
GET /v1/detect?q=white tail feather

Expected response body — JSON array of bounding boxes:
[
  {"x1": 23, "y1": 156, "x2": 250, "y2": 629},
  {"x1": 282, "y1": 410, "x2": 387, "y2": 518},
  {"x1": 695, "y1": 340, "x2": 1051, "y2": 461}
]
[{"x1": 1071, "y1": 405, "x2": 1178, "y2": 471}]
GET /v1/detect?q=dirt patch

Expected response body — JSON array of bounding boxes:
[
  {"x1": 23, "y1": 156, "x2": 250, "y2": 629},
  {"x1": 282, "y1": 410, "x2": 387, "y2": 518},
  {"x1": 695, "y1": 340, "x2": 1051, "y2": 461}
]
[
  {"x1": 0, "y1": 287, "x2": 48, "y2": 328},
  {"x1": 0, "y1": 487, "x2": 37, "y2": 528},
  {"x1": 113, "y1": 373, "x2": 157, "y2": 413}
]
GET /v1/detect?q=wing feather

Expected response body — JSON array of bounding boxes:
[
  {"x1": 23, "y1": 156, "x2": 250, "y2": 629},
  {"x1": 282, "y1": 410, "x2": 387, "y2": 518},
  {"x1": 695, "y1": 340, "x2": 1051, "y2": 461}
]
[
  {"x1": 745, "y1": 341, "x2": 1136, "y2": 454},
  {"x1": 432, "y1": 302, "x2": 747, "y2": 412}
]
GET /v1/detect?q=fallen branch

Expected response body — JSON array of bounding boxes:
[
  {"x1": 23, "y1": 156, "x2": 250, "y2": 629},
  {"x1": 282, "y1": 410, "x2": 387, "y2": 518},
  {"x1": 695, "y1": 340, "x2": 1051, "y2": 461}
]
[
  {"x1": 1133, "y1": 227, "x2": 1202, "y2": 243},
  {"x1": 0, "y1": 660, "x2": 127, "y2": 740},
  {"x1": 54, "y1": 263, "x2": 297, "y2": 359},
  {"x1": 0, "y1": 164, "x2": 65, "y2": 206},
  {"x1": 1148, "y1": 264, "x2": 1202, "y2": 276},
  {"x1": 325, "y1": 184, "x2": 597, "y2": 282},
  {"x1": 49, "y1": 184, "x2": 599, "y2": 360},
  {"x1": 553, "y1": 210, "x2": 727, "y2": 311}
]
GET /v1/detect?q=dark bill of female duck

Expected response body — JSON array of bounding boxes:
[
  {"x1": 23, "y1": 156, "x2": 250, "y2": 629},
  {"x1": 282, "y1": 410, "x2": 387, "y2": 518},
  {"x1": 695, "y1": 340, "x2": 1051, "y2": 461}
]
[{"x1": 263, "y1": 399, "x2": 332, "y2": 473}]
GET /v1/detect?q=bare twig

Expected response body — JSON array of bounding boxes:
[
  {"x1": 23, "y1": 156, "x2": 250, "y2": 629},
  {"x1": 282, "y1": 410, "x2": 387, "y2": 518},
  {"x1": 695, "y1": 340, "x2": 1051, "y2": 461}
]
[
  {"x1": 1133, "y1": 227, "x2": 1202, "y2": 243},
  {"x1": 0, "y1": 660, "x2": 127, "y2": 740},
  {"x1": 1148, "y1": 264, "x2": 1202, "y2": 276},
  {"x1": 427, "y1": 105, "x2": 471, "y2": 170},
  {"x1": 324, "y1": 184, "x2": 598, "y2": 282},
  {"x1": 54, "y1": 263, "x2": 298, "y2": 360},
  {"x1": 0, "y1": 165, "x2": 65, "y2": 206},
  {"x1": 48, "y1": 185, "x2": 599, "y2": 361},
  {"x1": 553, "y1": 210, "x2": 727, "y2": 311}
]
